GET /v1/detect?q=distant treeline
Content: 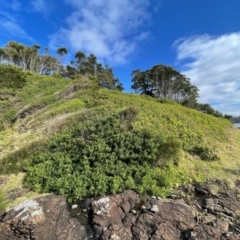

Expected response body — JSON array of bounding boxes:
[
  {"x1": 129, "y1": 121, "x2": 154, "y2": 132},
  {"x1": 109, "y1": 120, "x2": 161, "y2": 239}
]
[
  {"x1": 130, "y1": 64, "x2": 233, "y2": 122},
  {"x1": 0, "y1": 41, "x2": 123, "y2": 91},
  {"x1": 233, "y1": 117, "x2": 240, "y2": 123}
]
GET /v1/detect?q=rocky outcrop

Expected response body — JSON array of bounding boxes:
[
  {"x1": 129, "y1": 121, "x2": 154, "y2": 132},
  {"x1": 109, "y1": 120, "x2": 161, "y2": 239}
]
[
  {"x1": 91, "y1": 190, "x2": 137, "y2": 239},
  {"x1": 0, "y1": 195, "x2": 94, "y2": 240},
  {"x1": 1, "y1": 182, "x2": 240, "y2": 239},
  {"x1": 90, "y1": 186, "x2": 240, "y2": 239}
]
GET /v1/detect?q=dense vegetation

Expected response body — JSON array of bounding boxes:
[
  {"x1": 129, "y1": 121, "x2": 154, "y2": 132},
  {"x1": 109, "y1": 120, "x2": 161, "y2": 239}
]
[
  {"x1": 23, "y1": 111, "x2": 181, "y2": 201},
  {"x1": 0, "y1": 40, "x2": 232, "y2": 119},
  {"x1": 0, "y1": 41, "x2": 123, "y2": 91},
  {"x1": 131, "y1": 65, "x2": 199, "y2": 108},
  {"x1": 1, "y1": 63, "x2": 237, "y2": 203},
  {"x1": 0, "y1": 41, "x2": 238, "y2": 206},
  {"x1": 131, "y1": 65, "x2": 233, "y2": 120}
]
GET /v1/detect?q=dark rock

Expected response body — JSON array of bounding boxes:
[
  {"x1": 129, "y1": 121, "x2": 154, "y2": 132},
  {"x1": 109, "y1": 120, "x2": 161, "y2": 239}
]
[
  {"x1": 218, "y1": 191, "x2": 240, "y2": 214},
  {"x1": 92, "y1": 190, "x2": 138, "y2": 228},
  {"x1": 100, "y1": 223, "x2": 132, "y2": 240},
  {"x1": 2, "y1": 181, "x2": 240, "y2": 239},
  {"x1": 7, "y1": 188, "x2": 31, "y2": 201},
  {"x1": 194, "y1": 224, "x2": 222, "y2": 240},
  {"x1": 122, "y1": 212, "x2": 137, "y2": 227},
  {"x1": 93, "y1": 224, "x2": 103, "y2": 239},
  {"x1": 194, "y1": 184, "x2": 212, "y2": 197},
  {"x1": 132, "y1": 199, "x2": 195, "y2": 239},
  {"x1": 0, "y1": 195, "x2": 94, "y2": 240}
]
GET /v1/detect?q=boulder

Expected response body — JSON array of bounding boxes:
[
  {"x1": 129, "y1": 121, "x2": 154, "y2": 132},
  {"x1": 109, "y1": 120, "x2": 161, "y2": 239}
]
[
  {"x1": 91, "y1": 190, "x2": 138, "y2": 238},
  {"x1": 92, "y1": 190, "x2": 137, "y2": 227},
  {"x1": 132, "y1": 199, "x2": 195, "y2": 240},
  {"x1": 1, "y1": 181, "x2": 240, "y2": 239},
  {"x1": 0, "y1": 195, "x2": 94, "y2": 240}
]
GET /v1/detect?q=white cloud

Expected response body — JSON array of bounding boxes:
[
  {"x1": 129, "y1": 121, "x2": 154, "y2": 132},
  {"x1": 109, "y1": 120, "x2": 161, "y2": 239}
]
[
  {"x1": 31, "y1": 0, "x2": 53, "y2": 15},
  {"x1": 0, "y1": 11, "x2": 34, "y2": 42},
  {"x1": 174, "y1": 33, "x2": 240, "y2": 116},
  {"x1": 50, "y1": 0, "x2": 154, "y2": 64}
]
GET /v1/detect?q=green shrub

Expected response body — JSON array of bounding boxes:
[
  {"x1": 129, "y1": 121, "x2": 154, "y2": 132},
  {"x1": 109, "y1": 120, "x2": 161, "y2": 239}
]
[
  {"x1": 0, "y1": 140, "x2": 47, "y2": 174},
  {"x1": 3, "y1": 109, "x2": 16, "y2": 122},
  {"x1": 0, "y1": 64, "x2": 26, "y2": 89},
  {"x1": 189, "y1": 145, "x2": 219, "y2": 161},
  {"x1": 157, "y1": 98, "x2": 177, "y2": 105},
  {"x1": 23, "y1": 112, "x2": 180, "y2": 201}
]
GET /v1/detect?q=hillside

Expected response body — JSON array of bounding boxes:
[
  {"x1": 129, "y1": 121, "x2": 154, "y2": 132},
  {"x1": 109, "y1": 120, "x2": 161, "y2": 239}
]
[{"x1": 1, "y1": 71, "x2": 240, "y2": 209}]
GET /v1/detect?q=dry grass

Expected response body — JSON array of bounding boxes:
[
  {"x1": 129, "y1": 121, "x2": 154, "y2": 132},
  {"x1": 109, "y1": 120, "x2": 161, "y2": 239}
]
[
  {"x1": 177, "y1": 127, "x2": 240, "y2": 189},
  {"x1": 0, "y1": 173, "x2": 48, "y2": 210}
]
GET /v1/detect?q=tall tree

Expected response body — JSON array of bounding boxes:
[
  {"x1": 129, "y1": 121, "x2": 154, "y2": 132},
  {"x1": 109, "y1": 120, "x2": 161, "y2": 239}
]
[
  {"x1": 56, "y1": 47, "x2": 68, "y2": 73},
  {"x1": 131, "y1": 64, "x2": 199, "y2": 106},
  {"x1": 84, "y1": 53, "x2": 97, "y2": 75},
  {"x1": 131, "y1": 69, "x2": 154, "y2": 96},
  {"x1": 74, "y1": 51, "x2": 86, "y2": 74},
  {"x1": 97, "y1": 64, "x2": 123, "y2": 90},
  {"x1": 29, "y1": 44, "x2": 40, "y2": 72},
  {"x1": 39, "y1": 55, "x2": 57, "y2": 75},
  {"x1": 4, "y1": 41, "x2": 41, "y2": 72},
  {"x1": 0, "y1": 48, "x2": 7, "y2": 64}
]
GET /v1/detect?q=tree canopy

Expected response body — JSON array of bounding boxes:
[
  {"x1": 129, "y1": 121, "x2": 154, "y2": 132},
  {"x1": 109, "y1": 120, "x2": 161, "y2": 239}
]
[
  {"x1": 0, "y1": 41, "x2": 123, "y2": 91},
  {"x1": 131, "y1": 64, "x2": 199, "y2": 108},
  {"x1": 63, "y1": 52, "x2": 123, "y2": 91}
]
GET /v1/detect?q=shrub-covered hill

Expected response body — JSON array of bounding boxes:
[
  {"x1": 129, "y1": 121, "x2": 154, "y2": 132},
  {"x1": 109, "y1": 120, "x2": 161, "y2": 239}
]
[{"x1": 1, "y1": 70, "x2": 240, "y2": 204}]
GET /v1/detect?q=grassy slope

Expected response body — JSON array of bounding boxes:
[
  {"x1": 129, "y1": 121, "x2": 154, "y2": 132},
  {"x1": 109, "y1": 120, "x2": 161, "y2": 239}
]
[{"x1": 0, "y1": 73, "x2": 240, "y2": 207}]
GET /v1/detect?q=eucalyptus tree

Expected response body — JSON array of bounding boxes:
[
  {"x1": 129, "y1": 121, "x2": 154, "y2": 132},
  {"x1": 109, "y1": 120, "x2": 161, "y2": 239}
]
[
  {"x1": 75, "y1": 51, "x2": 86, "y2": 74},
  {"x1": 56, "y1": 47, "x2": 68, "y2": 73},
  {"x1": 131, "y1": 64, "x2": 199, "y2": 106},
  {"x1": 29, "y1": 44, "x2": 41, "y2": 72},
  {"x1": 0, "y1": 48, "x2": 7, "y2": 64},
  {"x1": 39, "y1": 55, "x2": 58, "y2": 75},
  {"x1": 97, "y1": 63, "x2": 123, "y2": 90},
  {"x1": 131, "y1": 69, "x2": 154, "y2": 96},
  {"x1": 64, "y1": 50, "x2": 124, "y2": 90},
  {"x1": 4, "y1": 41, "x2": 41, "y2": 72},
  {"x1": 84, "y1": 53, "x2": 97, "y2": 75}
]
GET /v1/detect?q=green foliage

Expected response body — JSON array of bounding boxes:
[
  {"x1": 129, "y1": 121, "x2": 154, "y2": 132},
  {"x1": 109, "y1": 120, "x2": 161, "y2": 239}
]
[
  {"x1": 0, "y1": 189, "x2": 8, "y2": 211},
  {"x1": 131, "y1": 64, "x2": 199, "y2": 106},
  {"x1": 157, "y1": 98, "x2": 177, "y2": 105},
  {"x1": 31, "y1": 99, "x2": 85, "y2": 123},
  {"x1": 0, "y1": 64, "x2": 26, "y2": 89},
  {"x1": 3, "y1": 109, "x2": 16, "y2": 121},
  {"x1": 0, "y1": 140, "x2": 47, "y2": 174},
  {"x1": 189, "y1": 145, "x2": 219, "y2": 161},
  {"x1": 52, "y1": 72, "x2": 63, "y2": 78},
  {"x1": 18, "y1": 74, "x2": 70, "y2": 105},
  {"x1": 63, "y1": 52, "x2": 123, "y2": 90},
  {"x1": 0, "y1": 70, "x2": 234, "y2": 203},
  {"x1": 23, "y1": 112, "x2": 180, "y2": 201},
  {"x1": 197, "y1": 103, "x2": 223, "y2": 118}
]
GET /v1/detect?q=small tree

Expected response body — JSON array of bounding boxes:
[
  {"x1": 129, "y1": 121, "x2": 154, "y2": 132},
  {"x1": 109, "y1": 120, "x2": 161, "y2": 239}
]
[{"x1": 56, "y1": 47, "x2": 68, "y2": 73}]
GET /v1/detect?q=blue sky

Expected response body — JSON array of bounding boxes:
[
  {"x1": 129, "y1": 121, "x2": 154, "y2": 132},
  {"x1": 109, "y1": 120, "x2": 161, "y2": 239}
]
[{"x1": 0, "y1": 0, "x2": 240, "y2": 116}]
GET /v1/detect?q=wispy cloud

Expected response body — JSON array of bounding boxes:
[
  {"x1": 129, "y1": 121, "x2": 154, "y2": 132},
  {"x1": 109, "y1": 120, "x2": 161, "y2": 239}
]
[
  {"x1": 151, "y1": 0, "x2": 163, "y2": 13},
  {"x1": 0, "y1": 0, "x2": 21, "y2": 11},
  {"x1": 31, "y1": 0, "x2": 53, "y2": 15},
  {"x1": 0, "y1": 11, "x2": 35, "y2": 42},
  {"x1": 174, "y1": 33, "x2": 240, "y2": 116},
  {"x1": 50, "y1": 0, "x2": 157, "y2": 64}
]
